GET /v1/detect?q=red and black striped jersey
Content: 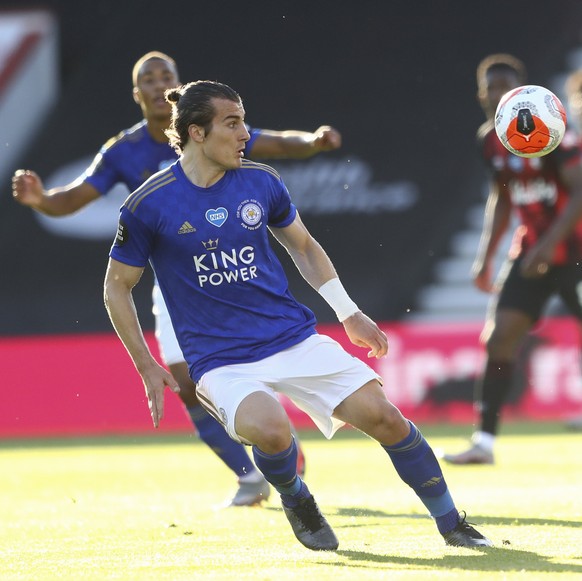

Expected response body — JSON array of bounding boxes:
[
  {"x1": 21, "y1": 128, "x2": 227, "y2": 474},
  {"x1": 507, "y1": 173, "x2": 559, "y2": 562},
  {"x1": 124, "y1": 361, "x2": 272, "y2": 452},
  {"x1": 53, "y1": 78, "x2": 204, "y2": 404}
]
[{"x1": 479, "y1": 121, "x2": 582, "y2": 264}]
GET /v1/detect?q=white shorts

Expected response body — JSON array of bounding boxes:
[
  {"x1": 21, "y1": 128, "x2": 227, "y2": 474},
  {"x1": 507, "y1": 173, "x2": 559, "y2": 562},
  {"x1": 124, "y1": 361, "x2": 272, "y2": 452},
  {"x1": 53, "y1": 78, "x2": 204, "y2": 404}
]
[
  {"x1": 196, "y1": 334, "x2": 381, "y2": 443},
  {"x1": 152, "y1": 283, "x2": 185, "y2": 366}
]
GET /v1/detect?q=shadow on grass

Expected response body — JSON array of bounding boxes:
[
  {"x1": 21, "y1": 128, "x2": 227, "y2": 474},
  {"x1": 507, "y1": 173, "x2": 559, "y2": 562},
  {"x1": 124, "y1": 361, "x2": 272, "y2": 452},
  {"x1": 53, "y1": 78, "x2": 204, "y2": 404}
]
[
  {"x1": 265, "y1": 506, "x2": 582, "y2": 574},
  {"x1": 324, "y1": 547, "x2": 582, "y2": 575},
  {"x1": 331, "y1": 507, "x2": 581, "y2": 529}
]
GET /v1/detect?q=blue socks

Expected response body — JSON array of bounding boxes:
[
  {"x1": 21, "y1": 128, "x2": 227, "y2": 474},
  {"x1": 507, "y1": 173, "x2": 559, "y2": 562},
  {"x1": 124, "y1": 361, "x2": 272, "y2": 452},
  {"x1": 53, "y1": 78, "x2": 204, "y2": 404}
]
[
  {"x1": 383, "y1": 421, "x2": 458, "y2": 534},
  {"x1": 252, "y1": 437, "x2": 309, "y2": 507},
  {"x1": 190, "y1": 404, "x2": 459, "y2": 534},
  {"x1": 187, "y1": 405, "x2": 257, "y2": 478}
]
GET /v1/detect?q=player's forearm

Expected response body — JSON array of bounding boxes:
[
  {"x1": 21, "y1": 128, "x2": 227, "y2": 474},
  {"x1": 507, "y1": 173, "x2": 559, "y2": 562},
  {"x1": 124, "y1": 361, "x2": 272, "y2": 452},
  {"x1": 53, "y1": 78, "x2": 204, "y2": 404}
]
[
  {"x1": 288, "y1": 236, "x2": 339, "y2": 291},
  {"x1": 104, "y1": 282, "x2": 157, "y2": 374},
  {"x1": 29, "y1": 189, "x2": 73, "y2": 215},
  {"x1": 476, "y1": 193, "x2": 510, "y2": 263},
  {"x1": 275, "y1": 132, "x2": 320, "y2": 158},
  {"x1": 478, "y1": 223, "x2": 508, "y2": 263},
  {"x1": 252, "y1": 130, "x2": 319, "y2": 160},
  {"x1": 34, "y1": 186, "x2": 96, "y2": 216}
]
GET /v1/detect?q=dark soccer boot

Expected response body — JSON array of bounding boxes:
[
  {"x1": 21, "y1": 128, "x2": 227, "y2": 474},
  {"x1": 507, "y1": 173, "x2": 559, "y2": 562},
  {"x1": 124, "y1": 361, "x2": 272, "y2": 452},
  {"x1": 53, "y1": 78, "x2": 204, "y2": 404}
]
[
  {"x1": 442, "y1": 511, "x2": 493, "y2": 547},
  {"x1": 282, "y1": 495, "x2": 339, "y2": 551}
]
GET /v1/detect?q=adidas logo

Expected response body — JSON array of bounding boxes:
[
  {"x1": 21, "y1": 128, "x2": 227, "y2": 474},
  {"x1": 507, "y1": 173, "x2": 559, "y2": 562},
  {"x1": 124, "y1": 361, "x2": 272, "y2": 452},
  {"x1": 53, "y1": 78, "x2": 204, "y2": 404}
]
[
  {"x1": 178, "y1": 221, "x2": 196, "y2": 234},
  {"x1": 420, "y1": 476, "x2": 443, "y2": 488}
]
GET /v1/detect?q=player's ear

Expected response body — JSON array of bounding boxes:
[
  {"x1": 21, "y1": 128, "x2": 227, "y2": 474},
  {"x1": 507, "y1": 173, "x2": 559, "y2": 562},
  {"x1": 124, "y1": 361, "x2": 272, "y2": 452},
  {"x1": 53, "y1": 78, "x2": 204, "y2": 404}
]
[
  {"x1": 132, "y1": 87, "x2": 141, "y2": 105},
  {"x1": 188, "y1": 124, "x2": 205, "y2": 142},
  {"x1": 477, "y1": 88, "x2": 488, "y2": 110}
]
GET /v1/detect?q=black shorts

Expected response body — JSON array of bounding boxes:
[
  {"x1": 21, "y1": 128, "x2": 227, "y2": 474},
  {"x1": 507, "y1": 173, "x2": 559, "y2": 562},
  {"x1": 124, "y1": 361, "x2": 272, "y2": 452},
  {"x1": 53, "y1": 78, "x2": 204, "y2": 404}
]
[{"x1": 496, "y1": 256, "x2": 582, "y2": 322}]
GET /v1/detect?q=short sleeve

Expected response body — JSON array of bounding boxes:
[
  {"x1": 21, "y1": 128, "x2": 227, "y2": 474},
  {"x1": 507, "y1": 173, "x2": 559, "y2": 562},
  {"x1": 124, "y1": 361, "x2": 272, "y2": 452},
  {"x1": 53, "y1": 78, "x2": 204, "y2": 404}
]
[
  {"x1": 109, "y1": 207, "x2": 154, "y2": 267},
  {"x1": 268, "y1": 175, "x2": 297, "y2": 228},
  {"x1": 84, "y1": 148, "x2": 121, "y2": 196},
  {"x1": 245, "y1": 125, "x2": 261, "y2": 157}
]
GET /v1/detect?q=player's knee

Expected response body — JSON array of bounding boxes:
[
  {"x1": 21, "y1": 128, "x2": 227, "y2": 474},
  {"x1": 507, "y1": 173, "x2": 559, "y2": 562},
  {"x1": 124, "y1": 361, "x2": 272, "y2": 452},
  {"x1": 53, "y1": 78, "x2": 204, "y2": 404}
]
[
  {"x1": 235, "y1": 392, "x2": 291, "y2": 451},
  {"x1": 377, "y1": 402, "x2": 407, "y2": 431},
  {"x1": 365, "y1": 400, "x2": 409, "y2": 443},
  {"x1": 257, "y1": 415, "x2": 292, "y2": 451},
  {"x1": 241, "y1": 414, "x2": 291, "y2": 453},
  {"x1": 485, "y1": 331, "x2": 518, "y2": 359}
]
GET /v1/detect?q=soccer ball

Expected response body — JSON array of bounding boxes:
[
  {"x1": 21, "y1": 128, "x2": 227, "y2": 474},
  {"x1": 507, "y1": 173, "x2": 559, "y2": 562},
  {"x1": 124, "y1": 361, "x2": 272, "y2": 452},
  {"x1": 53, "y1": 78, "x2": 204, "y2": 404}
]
[{"x1": 494, "y1": 85, "x2": 567, "y2": 158}]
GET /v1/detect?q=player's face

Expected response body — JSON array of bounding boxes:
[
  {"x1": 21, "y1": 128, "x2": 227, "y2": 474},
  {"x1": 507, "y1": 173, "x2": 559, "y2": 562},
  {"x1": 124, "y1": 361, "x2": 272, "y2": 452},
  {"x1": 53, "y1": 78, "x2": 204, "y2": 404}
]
[
  {"x1": 202, "y1": 98, "x2": 250, "y2": 169},
  {"x1": 479, "y1": 70, "x2": 520, "y2": 119},
  {"x1": 134, "y1": 58, "x2": 179, "y2": 122}
]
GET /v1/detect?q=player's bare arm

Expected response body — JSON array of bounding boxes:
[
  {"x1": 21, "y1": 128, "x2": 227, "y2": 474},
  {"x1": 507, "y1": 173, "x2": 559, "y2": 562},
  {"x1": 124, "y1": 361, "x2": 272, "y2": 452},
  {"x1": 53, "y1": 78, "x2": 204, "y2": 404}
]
[
  {"x1": 521, "y1": 162, "x2": 582, "y2": 277},
  {"x1": 472, "y1": 182, "x2": 511, "y2": 292},
  {"x1": 12, "y1": 169, "x2": 101, "y2": 216},
  {"x1": 271, "y1": 213, "x2": 387, "y2": 359},
  {"x1": 270, "y1": 212, "x2": 337, "y2": 286},
  {"x1": 104, "y1": 258, "x2": 179, "y2": 427},
  {"x1": 250, "y1": 125, "x2": 341, "y2": 159}
]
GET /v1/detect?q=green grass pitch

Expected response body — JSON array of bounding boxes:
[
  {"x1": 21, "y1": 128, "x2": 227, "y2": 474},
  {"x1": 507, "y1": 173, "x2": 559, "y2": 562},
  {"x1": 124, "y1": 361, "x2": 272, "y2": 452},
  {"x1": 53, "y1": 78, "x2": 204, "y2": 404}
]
[{"x1": 0, "y1": 422, "x2": 581, "y2": 580}]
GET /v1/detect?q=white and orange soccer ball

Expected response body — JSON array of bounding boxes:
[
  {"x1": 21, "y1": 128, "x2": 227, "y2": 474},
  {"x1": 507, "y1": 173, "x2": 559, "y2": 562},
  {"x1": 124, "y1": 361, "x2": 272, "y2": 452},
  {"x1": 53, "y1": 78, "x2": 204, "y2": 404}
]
[{"x1": 494, "y1": 84, "x2": 567, "y2": 158}]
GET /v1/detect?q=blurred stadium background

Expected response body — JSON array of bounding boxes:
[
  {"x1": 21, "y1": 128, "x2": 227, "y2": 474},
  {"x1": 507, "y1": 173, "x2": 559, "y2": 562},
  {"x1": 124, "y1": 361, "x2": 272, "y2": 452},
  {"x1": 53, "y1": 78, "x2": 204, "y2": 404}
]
[{"x1": 2, "y1": 0, "x2": 582, "y2": 437}]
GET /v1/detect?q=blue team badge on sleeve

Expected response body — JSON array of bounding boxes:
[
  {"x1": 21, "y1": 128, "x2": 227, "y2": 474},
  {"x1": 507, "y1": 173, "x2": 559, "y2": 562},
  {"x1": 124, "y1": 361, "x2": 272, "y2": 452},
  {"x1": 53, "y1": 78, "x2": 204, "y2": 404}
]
[{"x1": 205, "y1": 207, "x2": 228, "y2": 227}]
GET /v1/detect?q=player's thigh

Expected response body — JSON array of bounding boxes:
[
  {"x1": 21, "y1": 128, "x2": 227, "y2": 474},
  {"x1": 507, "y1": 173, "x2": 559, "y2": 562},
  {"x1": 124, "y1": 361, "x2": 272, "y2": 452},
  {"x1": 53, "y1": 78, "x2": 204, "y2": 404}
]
[
  {"x1": 489, "y1": 259, "x2": 548, "y2": 353},
  {"x1": 197, "y1": 365, "x2": 283, "y2": 445},
  {"x1": 236, "y1": 391, "x2": 292, "y2": 452},
  {"x1": 496, "y1": 257, "x2": 552, "y2": 321},
  {"x1": 273, "y1": 334, "x2": 380, "y2": 439}
]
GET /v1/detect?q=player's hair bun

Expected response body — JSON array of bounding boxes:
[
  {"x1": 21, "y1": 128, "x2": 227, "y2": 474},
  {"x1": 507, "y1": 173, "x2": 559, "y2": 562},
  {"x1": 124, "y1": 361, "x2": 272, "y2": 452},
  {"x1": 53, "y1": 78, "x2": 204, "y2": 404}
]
[{"x1": 165, "y1": 87, "x2": 181, "y2": 103}]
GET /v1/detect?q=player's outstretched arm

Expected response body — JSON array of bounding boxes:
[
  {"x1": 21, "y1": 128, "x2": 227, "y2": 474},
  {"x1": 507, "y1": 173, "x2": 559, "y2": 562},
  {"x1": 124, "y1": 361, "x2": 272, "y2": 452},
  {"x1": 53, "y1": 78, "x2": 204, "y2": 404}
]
[
  {"x1": 250, "y1": 125, "x2": 341, "y2": 159},
  {"x1": 104, "y1": 258, "x2": 179, "y2": 428},
  {"x1": 12, "y1": 169, "x2": 100, "y2": 216}
]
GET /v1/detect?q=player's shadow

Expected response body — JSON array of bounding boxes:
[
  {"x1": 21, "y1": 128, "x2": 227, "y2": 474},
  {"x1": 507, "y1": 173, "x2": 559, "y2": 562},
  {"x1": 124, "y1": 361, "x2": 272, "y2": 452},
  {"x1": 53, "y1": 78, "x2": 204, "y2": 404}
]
[
  {"x1": 333, "y1": 507, "x2": 580, "y2": 529},
  {"x1": 311, "y1": 508, "x2": 582, "y2": 575},
  {"x1": 325, "y1": 547, "x2": 582, "y2": 575}
]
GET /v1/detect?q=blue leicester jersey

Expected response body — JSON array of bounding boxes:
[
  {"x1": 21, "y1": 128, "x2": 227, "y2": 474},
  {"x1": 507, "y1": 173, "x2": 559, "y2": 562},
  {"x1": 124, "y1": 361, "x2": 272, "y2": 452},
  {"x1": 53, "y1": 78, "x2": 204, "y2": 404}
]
[
  {"x1": 84, "y1": 120, "x2": 261, "y2": 194},
  {"x1": 110, "y1": 159, "x2": 317, "y2": 381}
]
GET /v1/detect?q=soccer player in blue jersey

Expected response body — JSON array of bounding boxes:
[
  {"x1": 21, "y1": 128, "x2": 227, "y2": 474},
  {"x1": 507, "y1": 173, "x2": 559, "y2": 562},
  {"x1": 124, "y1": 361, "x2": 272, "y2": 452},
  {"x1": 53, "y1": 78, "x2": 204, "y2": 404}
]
[
  {"x1": 104, "y1": 80, "x2": 492, "y2": 551},
  {"x1": 12, "y1": 51, "x2": 342, "y2": 506}
]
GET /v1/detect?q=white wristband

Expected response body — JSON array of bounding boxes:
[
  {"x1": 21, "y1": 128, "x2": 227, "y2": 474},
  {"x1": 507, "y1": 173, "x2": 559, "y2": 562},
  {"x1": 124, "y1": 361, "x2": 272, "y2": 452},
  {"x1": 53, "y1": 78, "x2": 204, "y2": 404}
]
[{"x1": 318, "y1": 278, "x2": 359, "y2": 322}]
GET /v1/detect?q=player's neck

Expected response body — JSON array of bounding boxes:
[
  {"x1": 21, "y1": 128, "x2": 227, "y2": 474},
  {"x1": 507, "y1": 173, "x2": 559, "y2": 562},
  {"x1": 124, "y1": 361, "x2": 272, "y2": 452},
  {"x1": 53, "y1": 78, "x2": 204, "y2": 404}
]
[
  {"x1": 180, "y1": 154, "x2": 226, "y2": 188},
  {"x1": 145, "y1": 117, "x2": 171, "y2": 143}
]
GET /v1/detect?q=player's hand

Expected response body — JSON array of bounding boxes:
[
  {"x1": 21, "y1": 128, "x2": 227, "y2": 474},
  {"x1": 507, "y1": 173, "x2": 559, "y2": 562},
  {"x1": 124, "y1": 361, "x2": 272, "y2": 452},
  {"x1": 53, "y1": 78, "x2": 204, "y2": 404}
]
[
  {"x1": 12, "y1": 169, "x2": 45, "y2": 208},
  {"x1": 472, "y1": 260, "x2": 494, "y2": 293},
  {"x1": 312, "y1": 125, "x2": 342, "y2": 152},
  {"x1": 140, "y1": 362, "x2": 180, "y2": 428},
  {"x1": 342, "y1": 311, "x2": 388, "y2": 359}
]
